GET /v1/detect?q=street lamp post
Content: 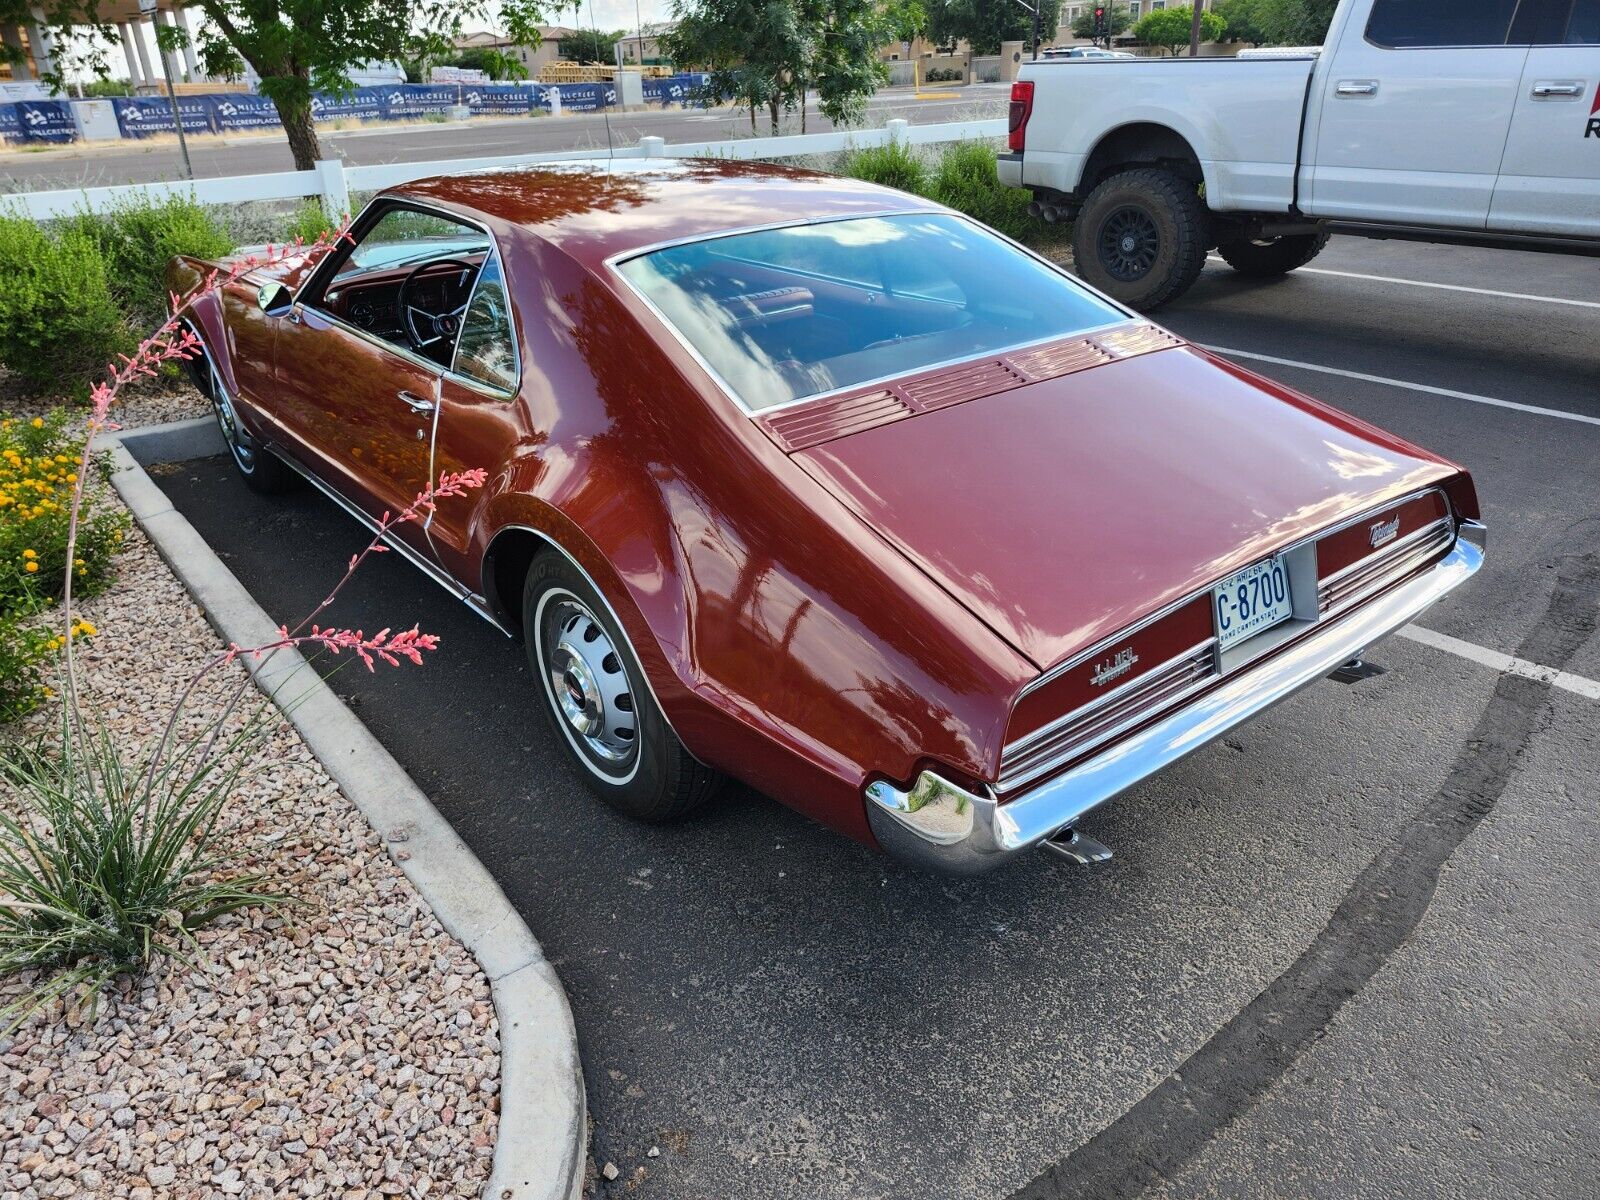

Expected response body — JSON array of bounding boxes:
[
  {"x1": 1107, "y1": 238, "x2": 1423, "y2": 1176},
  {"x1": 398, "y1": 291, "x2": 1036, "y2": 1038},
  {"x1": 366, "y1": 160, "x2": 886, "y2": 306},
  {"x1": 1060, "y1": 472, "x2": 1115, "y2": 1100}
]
[{"x1": 139, "y1": 0, "x2": 193, "y2": 179}]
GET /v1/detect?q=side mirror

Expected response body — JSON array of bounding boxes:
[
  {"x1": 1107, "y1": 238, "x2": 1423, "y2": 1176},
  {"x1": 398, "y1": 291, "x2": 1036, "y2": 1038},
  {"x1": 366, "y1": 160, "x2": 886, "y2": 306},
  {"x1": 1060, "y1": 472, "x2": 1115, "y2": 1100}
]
[{"x1": 257, "y1": 281, "x2": 294, "y2": 316}]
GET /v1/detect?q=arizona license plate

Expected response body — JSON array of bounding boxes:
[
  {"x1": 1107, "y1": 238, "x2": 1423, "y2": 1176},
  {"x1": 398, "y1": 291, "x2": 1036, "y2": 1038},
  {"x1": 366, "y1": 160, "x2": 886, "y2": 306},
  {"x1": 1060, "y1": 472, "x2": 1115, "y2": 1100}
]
[{"x1": 1213, "y1": 557, "x2": 1293, "y2": 651}]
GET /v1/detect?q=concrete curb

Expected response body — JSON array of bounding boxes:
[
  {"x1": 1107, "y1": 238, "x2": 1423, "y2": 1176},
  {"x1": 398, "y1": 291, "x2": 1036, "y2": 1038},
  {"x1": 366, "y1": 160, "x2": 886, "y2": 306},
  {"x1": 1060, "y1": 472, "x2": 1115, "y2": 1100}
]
[{"x1": 108, "y1": 418, "x2": 586, "y2": 1200}]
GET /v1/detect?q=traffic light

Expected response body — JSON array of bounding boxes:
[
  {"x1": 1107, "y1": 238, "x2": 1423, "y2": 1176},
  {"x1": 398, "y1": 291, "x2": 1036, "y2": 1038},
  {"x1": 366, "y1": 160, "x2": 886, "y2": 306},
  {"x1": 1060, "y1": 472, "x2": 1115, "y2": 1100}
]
[{"x1": 1093, "y1": 5, "x2": 1107, "y2": 38}]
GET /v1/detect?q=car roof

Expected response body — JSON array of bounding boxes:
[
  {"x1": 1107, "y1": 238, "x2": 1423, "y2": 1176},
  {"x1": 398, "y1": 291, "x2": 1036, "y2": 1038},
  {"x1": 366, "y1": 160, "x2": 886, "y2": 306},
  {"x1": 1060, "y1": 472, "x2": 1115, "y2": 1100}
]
[{"x1": 392, "y1": 158, "x2": 943, "y2": 272}]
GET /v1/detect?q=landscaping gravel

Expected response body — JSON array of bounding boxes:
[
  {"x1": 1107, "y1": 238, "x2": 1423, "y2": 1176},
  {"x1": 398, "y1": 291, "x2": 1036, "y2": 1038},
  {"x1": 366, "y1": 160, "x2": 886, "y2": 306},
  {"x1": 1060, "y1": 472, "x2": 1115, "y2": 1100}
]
[
  {"x1": 1, "y1": 371, "x2": 208, "y2": 432},
  {"x1": 0, "y1": 522, "x2": 500, "y2": 1199}
]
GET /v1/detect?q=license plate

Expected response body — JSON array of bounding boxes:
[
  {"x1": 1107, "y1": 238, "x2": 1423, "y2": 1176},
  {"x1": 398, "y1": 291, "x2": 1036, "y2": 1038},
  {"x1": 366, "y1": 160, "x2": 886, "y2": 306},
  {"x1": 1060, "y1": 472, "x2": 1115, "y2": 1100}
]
[{"x1": 1213, "y1": 557, "x2": 1293, "y2": 651}]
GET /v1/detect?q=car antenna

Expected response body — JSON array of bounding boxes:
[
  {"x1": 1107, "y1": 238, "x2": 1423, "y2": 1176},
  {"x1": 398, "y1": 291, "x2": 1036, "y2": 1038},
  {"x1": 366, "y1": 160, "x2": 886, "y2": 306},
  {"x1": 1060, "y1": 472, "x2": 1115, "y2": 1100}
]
[{"x1": 585, "y1": 0, "x2": 616, "y2": 161}]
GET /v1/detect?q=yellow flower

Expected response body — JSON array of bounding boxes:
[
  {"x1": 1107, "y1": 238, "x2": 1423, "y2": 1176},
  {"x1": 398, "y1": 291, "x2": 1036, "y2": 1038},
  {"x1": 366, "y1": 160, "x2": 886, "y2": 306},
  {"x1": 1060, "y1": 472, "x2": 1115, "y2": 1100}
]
[
  {"x1": 30, "y1": 417, "x2": 43, "y2": 429},
  {"x1": 24, "y1": 561, "x2": 39, "y2": 573},
  {"x1": 22, "y1": 549, "x2": 35, "y2": 559},
  {"x1": 76, "y1": 621, "x2": 97, "y2": 636}
]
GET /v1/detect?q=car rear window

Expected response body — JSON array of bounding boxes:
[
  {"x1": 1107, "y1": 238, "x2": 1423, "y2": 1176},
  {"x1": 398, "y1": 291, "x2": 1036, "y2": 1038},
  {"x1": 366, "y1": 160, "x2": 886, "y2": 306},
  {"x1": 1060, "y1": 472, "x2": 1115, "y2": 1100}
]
[{"x1": 615, "y1": 213, "x2": 1123, "y2": 412}]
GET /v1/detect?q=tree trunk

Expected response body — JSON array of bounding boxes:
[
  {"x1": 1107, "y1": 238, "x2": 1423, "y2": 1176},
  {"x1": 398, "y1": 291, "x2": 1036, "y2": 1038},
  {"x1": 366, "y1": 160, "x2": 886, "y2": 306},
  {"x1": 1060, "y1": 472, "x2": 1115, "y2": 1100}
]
[
  {"x1": 268, "y1": 84, "x2": 323, "y2": 171},
  {"x1": 769, "y1": 95, "x2": 780, "y2": 137},
  {"x1": 800, "y1": 90, "x2": 806, "y2": 134}
]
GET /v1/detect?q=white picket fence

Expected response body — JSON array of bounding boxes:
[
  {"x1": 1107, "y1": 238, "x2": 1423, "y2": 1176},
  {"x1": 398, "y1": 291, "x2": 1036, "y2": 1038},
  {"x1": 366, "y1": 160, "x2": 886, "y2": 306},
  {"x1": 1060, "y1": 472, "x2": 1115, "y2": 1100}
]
[{"x1": 5, "y1": 117, "x2": 1009, "y2": 222}]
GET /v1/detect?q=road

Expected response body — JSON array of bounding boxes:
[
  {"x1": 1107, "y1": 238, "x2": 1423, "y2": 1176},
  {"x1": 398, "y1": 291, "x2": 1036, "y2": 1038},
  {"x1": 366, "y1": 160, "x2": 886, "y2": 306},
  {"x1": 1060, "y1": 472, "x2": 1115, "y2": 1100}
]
[
  {"x1": 150, "y1": 235, "x2": 1600, "y2": 1200},
  {"x1": 0, "y1": 85, "x2": 1009, "y2": 189}
]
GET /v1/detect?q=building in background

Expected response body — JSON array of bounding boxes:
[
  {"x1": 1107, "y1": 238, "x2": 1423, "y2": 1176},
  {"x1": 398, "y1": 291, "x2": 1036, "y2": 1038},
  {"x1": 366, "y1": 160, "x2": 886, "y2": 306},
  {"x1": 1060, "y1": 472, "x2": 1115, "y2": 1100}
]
[
  {"x1": 2, "y1": 2, "x2": 212, "y2": 94},
  {"x1": 453, "y1": 27, "x2": 580, "y2": 77}
]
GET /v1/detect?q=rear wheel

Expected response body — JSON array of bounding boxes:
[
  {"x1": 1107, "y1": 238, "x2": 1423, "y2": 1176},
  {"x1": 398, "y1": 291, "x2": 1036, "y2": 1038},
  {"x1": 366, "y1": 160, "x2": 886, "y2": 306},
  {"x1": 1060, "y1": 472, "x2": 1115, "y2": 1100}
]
[
  {"x1": 191, "y1": 339, "x2": 299, "y2": 495},
  {"x1": 523, "y1": 553, "x2": 722, "y2": 823},
  {"x1": 1070, "y1": 167, "x2": 1208, "y2": 311},
  {"x1": 1215, "y1": 228, "x2": 1331, "y2": 277}
]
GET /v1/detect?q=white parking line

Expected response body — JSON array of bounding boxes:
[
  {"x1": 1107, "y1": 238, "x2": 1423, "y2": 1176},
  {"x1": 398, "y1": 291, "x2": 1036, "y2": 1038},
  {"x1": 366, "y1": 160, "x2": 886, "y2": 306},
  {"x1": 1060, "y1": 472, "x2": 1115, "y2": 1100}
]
[
  {"x1": 1399, "y1": 625, "x2": 1600, "y2": 702},
  {"x1": 1205, "y1": 257, "x2": 1600, "y2": 311},
  {"x1": 1204, "y1": 345, "x2": 1600, "y2": 429}
]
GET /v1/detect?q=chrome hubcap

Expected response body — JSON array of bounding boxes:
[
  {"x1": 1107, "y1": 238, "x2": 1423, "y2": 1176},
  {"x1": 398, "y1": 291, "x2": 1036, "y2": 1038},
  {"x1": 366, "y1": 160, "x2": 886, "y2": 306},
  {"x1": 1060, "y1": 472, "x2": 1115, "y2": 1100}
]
[
  {"x1": 207, "y1": 356, "x2": 255, "y2": 471},
  {"x1": 542, "y1": 598, "x2": 636, "y2": 769}
]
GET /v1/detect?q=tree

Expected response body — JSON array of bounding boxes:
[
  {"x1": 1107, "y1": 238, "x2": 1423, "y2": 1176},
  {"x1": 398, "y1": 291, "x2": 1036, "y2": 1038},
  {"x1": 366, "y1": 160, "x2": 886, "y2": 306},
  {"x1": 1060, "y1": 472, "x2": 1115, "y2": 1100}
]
[
  {"x1": 1069, "y1": 1, "x2": 1133, "y2": 41},
  {"x1": 447, "y1": 46, "x2": 531, "y2": 79},
  {"x1": 665, "y1": 0, "x2": 886, "y2": 135},
  {"x1": 13, "y1": 1, "x2": 551, "y2": 173},
  {"x1": 882, "y1": 0, "x2": 928, "y2": 43},
  {"x1": 560, "y1": 27, "x2": 622, "y2": 64},
  {"x1": 925, "y1": 0, "x2": 1060, "y2": 55},
  {"x1": 1132, "y1": 4, "x2": 1223, "y2": 54},
  {"x1": 1213, "y1": 0, "x2": 1269, "y2": 44},
  {"x1": 1253, "y1": 0, "x2": 1339, "y2": 45}
]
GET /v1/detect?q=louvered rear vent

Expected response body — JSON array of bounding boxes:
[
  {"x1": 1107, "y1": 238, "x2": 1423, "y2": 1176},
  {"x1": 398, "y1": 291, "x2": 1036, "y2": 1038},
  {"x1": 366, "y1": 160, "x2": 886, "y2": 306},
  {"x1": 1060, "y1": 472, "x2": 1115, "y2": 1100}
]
[
  {"x1": 762, "y1": 389, "x2": 912, "y2": 451},
  {"x1": 901, "y1": 359, "x2": 1026, "y2": 412},
  {"x1": 1092, "y1": 324, "x2": 1183, "y2": 359},
  {"x1": 1010, "y1": 338, "x2": 1111, "y2": 380}
]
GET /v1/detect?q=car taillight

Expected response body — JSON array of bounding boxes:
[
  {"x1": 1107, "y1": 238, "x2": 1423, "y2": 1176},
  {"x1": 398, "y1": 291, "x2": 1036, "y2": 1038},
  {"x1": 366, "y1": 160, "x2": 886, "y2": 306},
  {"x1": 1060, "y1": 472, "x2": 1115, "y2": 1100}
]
[{"x1": 1008, "y1": 80, "x2": 1034, "y2": 153}]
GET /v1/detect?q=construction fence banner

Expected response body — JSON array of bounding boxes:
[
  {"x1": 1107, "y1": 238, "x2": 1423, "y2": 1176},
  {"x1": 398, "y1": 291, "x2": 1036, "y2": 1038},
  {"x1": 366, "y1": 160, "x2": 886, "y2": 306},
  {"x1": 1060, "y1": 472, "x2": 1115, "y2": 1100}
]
[{"x1": 2, "y1": 75, "x2": 713, "y2": 143}]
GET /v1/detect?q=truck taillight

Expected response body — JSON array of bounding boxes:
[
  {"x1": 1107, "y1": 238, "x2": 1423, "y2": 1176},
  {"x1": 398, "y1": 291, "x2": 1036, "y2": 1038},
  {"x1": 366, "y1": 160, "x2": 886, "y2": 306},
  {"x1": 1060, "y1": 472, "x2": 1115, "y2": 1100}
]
[{"x1": 1008, "y1": 80, "x2": 1034, "y2": 153}]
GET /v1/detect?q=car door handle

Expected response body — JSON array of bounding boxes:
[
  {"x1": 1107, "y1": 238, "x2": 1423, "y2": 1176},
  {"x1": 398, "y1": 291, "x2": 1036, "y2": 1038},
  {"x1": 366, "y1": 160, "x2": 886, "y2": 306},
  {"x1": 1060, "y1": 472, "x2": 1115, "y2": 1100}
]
[
  {"x1": 397, "y1": 390, "x2": 435, "y2": 415},
  {"x1": 1335, "y1": 80, "x2": 1378, "y2": 97},
  {"x1": 1530, "y1": 81, "x2": 1584, "y2": 99}
]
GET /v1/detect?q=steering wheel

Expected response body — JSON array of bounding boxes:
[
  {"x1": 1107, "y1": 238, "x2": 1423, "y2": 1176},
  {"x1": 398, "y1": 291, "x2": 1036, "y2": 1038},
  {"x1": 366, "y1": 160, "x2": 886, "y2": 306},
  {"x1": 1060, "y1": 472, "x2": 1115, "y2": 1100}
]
[{"x1": 399, "y1": 258, "x2": 479, "y2": 352}]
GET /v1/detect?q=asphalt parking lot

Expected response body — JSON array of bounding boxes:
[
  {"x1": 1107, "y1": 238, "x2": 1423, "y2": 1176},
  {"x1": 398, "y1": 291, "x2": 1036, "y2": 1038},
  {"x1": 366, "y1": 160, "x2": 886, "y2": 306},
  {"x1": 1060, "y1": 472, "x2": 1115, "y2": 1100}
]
[{"x1": 149, "y1": 236, "x2": 1600, "y2": 1199}]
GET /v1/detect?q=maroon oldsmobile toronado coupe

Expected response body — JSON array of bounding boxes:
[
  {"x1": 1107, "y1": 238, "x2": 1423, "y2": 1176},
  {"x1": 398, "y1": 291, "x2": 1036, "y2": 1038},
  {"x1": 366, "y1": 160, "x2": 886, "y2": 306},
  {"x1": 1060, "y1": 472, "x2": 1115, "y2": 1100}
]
[{"x1": 168, "y1": 159, "x2": 1485, "y2": 874}]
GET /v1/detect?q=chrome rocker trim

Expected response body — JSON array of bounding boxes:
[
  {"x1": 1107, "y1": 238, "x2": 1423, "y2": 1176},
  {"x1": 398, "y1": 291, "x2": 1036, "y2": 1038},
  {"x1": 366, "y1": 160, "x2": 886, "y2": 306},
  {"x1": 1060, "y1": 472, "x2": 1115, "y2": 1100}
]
[{"x1": 866, "y1": 522, "x2": 1486, "y2": 874}]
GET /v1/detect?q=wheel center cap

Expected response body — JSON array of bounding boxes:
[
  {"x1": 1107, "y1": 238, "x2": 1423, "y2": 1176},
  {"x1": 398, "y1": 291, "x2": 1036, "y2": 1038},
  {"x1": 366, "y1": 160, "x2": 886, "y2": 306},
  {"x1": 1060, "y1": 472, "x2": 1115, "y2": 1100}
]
[{"x1": 1121, "y1": 234, "x2": 1138, "y2": 254}]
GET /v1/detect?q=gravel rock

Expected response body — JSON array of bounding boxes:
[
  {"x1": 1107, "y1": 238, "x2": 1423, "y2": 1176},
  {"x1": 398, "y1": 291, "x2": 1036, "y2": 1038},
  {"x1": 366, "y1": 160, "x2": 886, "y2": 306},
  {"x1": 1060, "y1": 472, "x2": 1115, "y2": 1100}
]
[{"x1": 0, "y1": 528, "x2": 500, "y2": 1197}]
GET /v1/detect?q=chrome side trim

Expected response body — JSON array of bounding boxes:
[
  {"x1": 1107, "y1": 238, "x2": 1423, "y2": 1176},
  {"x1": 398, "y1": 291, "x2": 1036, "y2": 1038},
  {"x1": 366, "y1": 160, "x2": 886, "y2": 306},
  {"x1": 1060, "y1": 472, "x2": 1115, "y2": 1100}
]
[
  {"x1": 866, "y1": 535, "x2": 1484, "y2": 874},
  {"x1": 274, "y1": 451, "x2": 515, "y2": 637},
  {"x1": 1018, "y1": 485, "x2": 1452, "y2": 700}
]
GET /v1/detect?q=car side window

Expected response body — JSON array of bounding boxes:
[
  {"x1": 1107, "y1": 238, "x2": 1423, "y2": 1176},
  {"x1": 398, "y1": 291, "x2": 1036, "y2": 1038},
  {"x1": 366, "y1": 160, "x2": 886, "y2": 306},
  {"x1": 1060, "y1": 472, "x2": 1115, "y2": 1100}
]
[
  {"x1": 1566, "y1": 0, "x2": 1600, "y2": 42},
  {"x1": 451, "y1": 252, "x2": 518, "y2": 393},
  {"x1": 1365, "y1": 0, "x2": 1521, "y2": 46}
]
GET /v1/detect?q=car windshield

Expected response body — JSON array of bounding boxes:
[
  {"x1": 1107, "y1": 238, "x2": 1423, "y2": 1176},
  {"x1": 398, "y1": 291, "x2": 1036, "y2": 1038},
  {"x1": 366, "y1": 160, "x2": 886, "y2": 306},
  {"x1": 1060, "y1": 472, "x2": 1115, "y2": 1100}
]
[{"x1": 616, "y1": 213, "x2": 1123, "y2": 412}]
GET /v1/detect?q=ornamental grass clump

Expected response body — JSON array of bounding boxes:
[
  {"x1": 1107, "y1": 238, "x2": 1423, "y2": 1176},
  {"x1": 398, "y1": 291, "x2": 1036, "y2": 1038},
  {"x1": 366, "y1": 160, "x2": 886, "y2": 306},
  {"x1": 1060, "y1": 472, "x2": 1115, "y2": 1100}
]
[{"x1": 0, "y1": 223, "x2": 489, "y2": 1030}]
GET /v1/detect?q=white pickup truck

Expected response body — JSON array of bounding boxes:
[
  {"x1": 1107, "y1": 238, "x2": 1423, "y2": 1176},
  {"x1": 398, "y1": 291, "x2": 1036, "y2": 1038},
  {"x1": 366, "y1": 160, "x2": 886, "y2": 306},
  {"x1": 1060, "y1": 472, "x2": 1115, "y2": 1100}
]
[{"x1": 999, "y1": 0, "x2": 1600, "y2": 308}]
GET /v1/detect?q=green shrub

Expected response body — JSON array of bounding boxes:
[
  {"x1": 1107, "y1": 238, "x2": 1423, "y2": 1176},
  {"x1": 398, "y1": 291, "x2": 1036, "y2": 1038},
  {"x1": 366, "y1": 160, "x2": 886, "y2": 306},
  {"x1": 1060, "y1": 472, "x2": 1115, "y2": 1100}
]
[
  {"x1": 0, "y1": 409, "x2": 128, "y2": 620},
  {"x1": 0, "y1": 217, "x2": 132, "y2": 398},
  {"x1": 844, "y1": 140, "x2": 928, "y2": 196},
  {"x1": 283, "y1": 198, "x2": 336, "y2": 245},
  {"x1": 0, "y1": 603, "x2": 59, "y2": 723},
  {"x1": 64, "y1": 194, "x2": 234, "y2": 330},
  {"x1": 926, "y1": 141, "x2": 1037, "y2": 244}
]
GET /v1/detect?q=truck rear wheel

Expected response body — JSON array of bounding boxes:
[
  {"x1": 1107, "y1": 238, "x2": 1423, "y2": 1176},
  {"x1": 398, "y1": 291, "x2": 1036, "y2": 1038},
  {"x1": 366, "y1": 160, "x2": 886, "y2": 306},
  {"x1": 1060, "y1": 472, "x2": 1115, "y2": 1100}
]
[
  {"x1": 1071, "y1": 167, "x2": 1208, "y2": 311},
  {"x1": 1216, "y1": 229, "x2": 1331, "y2": 277}
]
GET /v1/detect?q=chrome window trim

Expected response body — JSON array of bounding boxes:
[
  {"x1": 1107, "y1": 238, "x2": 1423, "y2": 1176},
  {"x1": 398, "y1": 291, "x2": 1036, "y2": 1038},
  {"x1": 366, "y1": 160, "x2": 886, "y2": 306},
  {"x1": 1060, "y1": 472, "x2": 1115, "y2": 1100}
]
[
  {"x1": 604, "y1": 209, "x2": 1135, "y2": 417},
  {"x1": 448, "y1": 243, "x2": 522, "y2": 395},
  {"x1": 1017, "y1": 484, "x2": 1455, "y2": 700},
  {"x1": 292, "y1": 195, "x2": 522, "y2": 400}
]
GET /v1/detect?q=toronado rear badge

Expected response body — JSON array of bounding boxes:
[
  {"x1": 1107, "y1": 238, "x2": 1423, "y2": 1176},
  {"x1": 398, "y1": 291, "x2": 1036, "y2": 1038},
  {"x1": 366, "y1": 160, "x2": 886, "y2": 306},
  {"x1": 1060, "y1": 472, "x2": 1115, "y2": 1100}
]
[
  {"x1": 1370, "y1": 515, "x2": 1401, "y2": 548},
  {"x1": 1091, "y1": 647, "x2": 1140, "y2": 687}
]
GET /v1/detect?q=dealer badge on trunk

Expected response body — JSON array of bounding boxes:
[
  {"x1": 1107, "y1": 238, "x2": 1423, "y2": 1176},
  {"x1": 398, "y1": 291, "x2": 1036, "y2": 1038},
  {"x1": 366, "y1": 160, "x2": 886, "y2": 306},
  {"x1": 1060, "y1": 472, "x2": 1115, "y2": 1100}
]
[{"x1": 1091, "y1": 647, "x2": 1140, "y2": 688}]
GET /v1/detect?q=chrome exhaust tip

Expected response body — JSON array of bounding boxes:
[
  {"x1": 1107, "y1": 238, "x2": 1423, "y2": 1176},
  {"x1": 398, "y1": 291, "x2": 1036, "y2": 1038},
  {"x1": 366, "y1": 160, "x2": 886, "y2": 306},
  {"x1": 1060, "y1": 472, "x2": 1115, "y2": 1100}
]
[
  {"x1": 1042, "y1": 827, "x2": 1113, "y2": 865},
  {"x1": 1027, "y1": 200, "x2": 1043, "y2": 219}
]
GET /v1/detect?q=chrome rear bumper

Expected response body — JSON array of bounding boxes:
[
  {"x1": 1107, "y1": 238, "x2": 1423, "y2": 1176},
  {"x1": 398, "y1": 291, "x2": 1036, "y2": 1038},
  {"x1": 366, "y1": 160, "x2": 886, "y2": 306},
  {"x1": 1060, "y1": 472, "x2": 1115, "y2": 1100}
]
[{"x1": 866, "y1": 523, "x2": 1485, "y2": 874}]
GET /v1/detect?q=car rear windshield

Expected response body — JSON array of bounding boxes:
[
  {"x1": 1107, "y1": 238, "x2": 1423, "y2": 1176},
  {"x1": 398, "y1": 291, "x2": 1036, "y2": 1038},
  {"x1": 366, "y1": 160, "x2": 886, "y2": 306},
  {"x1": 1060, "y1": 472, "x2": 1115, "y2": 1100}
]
[{"x1": 616, "y1": 213, "x2": 1124, "y2": 412}]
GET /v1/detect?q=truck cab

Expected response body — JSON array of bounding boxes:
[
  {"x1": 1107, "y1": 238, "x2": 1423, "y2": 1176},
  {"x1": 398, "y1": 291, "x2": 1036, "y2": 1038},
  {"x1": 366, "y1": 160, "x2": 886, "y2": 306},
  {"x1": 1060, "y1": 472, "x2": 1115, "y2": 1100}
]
[{"x1": 1001, "y1": 0, "x2": 1599, "y2": 308}]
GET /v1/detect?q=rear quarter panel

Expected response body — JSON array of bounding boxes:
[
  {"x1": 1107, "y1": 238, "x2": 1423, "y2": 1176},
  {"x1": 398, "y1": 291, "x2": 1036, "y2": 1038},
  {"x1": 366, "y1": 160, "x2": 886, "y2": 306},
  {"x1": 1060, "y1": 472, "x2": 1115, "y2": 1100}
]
[
  {"x1": 471, "y1": 234, "x2": 1037, "y2": 844},
  {"x1": 1016, "y1": 58, "x2": 1316, "y2": 211}
]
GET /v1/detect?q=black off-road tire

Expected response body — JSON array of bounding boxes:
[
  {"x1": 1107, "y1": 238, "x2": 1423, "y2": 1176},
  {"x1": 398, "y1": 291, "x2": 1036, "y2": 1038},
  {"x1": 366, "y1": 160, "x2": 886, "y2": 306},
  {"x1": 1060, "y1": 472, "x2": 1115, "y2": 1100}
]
[
  {"x1": 1216, "y1": 228, "x2": 1331, "y2": 277},
  {"x1": 522, "y1": 553, "x2": 723, "y2": 823},
  {"x1": 1070, "y1": 167, "x2": 1209, "y2": 311}
]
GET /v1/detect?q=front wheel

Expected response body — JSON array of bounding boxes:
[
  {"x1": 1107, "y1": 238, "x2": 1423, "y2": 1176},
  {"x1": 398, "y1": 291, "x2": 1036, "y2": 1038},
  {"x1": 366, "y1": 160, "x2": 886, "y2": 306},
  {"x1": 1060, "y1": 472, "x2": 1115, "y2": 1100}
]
[
  {"x1": 1215, "y1": 229, "x2": 1331, "y2": 277},
  {"x1": 1070, "y1": 167, "x2": 1209, "y2": 311},
  {"x1": 523, "y1": 554, "x2": 723, "y2": 823},
  {"x1": 192, "y1": 340, "x2": 300, "y2": 495}
]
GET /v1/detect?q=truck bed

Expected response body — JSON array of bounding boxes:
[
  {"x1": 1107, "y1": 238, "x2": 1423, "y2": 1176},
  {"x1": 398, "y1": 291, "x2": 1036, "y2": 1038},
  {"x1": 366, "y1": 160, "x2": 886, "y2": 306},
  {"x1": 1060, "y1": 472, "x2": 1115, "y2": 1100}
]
[{"x1": 1003, "y1": 56, "x2": 1319, "y2": 215}]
